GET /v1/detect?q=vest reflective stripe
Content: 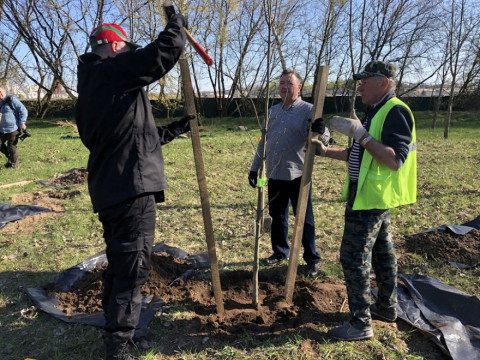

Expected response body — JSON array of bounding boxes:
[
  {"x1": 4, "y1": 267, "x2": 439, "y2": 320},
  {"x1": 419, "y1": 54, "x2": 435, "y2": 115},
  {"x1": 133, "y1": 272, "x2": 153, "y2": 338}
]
[{"x1": 342, "y1": 97, "x2": 417, "y2": 210}]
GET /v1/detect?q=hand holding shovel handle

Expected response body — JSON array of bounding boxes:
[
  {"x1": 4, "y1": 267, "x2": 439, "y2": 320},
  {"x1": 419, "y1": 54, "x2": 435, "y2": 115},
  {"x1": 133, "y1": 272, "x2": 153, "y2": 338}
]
[{"x1": 163, "y1": 1, "x2": 213, "y2": 66}]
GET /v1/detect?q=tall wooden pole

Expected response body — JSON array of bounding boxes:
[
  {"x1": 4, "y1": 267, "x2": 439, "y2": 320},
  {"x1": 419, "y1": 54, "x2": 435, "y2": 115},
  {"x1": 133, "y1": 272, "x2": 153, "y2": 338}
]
[
  {"x1": 178, "y1": 58, "x2": 224, "y2": 315},
  {"x1": 284, "y1": 65, "x2": 329, "y2": 303}
]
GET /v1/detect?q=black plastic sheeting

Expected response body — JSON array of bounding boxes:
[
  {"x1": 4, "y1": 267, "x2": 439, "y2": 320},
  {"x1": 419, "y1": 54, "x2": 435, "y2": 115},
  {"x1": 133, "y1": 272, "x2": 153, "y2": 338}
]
[
  {"x1": 0, "y1": 203, "x2": 52, "y2": 230},
  {"x1": 421, "y1": 213, "x2": 480, "y2": 234},
  {"x1": 25, "y1": 242, "x2": 209, "y2": 339},
  {"x1": 384, "y1": 214, "x2": 480, "y2": 360},
  {"x1": 396, "y1": 274, "x2": 480, "y2": 360}
]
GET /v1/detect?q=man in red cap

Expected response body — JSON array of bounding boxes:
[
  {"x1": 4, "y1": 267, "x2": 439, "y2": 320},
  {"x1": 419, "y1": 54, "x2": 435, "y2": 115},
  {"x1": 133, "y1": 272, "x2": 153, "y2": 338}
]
[
  {"x1": 76, "y1": 14, "x2": 195, "y2": 360},
  {"x1": 89, "y1": 23, "x2": 141, "y2": 50}
]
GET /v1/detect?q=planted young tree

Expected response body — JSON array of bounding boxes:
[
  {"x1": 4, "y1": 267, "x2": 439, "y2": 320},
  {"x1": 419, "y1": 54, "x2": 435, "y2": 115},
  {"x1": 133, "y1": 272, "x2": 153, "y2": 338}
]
[{"x1": 252, "y1": 0, "x2": 274, "y2": 308}]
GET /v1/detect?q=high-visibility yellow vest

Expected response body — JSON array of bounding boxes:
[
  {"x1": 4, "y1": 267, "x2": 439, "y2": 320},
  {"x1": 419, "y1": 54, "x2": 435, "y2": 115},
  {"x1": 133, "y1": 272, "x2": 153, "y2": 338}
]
[{"x1": 342, "y1": 97, "x2": 417, "y2": 210}]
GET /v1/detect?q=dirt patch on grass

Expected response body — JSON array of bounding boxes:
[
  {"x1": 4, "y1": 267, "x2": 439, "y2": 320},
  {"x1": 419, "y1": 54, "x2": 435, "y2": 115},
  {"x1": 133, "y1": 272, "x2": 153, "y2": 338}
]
[
  {"x1": 3, "y1": 169, "x2": 87, "y2": 234},
  {"x1": 47, "y1": 252, "x2": 347, "y2": 323},
  {"x1": 44, "y1": 230, "x2": 477, "y2": 358},
  {"x1": 397, "y1": 228, "x2": 480, "y2": 267},
  {"x1": 45, "y1": 167, "x2": 88, "y2": 187},
  {"x1": 3, "y1": 190, "x2": 80, "y2": 235},
  {"x1": 46, "y1": 252, "x2": 358, "y2": 355}
]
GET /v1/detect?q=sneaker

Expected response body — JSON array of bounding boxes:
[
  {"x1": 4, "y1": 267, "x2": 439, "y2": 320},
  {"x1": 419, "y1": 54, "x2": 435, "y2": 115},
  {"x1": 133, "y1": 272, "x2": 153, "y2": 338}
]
[
  {"x1": 370, "y1": 303, "x2": 397, "y2": 322},
  {"x1": 327, "y1": 321, "x2": 373, "y2": 341},
  {"x1": 305, "y1": 263, "x2": 319, "y2": 277},
  {"x1": 263, "y1": 253, "x2": 287, "y2": 266}
]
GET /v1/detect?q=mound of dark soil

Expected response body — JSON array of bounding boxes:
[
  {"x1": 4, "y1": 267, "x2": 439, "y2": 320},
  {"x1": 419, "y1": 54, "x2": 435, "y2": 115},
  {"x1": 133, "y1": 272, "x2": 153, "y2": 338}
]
[
  {"x1": 48, "y1": 168, "x2": 88, "y2": 187},
  {"x1": 399, "y1": 228, "x2": 480, "y2": 266},
  {"x1": 47, "y1": 229, "x2": 480, "y2": 323},
  {"x1": 46, "y1": 252, "x2": 347, "y2": 335}
]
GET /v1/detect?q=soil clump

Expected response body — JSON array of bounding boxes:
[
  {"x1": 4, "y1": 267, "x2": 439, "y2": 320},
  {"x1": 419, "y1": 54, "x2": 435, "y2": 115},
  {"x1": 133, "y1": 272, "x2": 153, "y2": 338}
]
[{"x1": 398, "y1": 228, "x2": 480, "y2": 266}]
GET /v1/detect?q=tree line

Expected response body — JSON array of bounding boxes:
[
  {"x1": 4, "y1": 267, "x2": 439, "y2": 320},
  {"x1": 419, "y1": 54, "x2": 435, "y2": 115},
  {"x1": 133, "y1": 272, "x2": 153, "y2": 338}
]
[{"x1": 1, "y1": 0, "x2": 479, "y2": 135}]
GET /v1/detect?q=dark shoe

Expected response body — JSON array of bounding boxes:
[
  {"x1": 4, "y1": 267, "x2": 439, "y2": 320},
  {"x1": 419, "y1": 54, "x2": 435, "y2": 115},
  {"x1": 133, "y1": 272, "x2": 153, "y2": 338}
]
[
  {"x1": 305, "y1": 263, "x2": 319, "y2": 277},
  {"x1": 263, "y1": 253, "x2": 287, "y2": 266},
  {"x1": 106, "y1": 340, "x2": 138, "y2": 360},
  {"x1": 327, "y1": 321, "x2": 373, "y2": 341},
  {"x1": 370, "y1": 303, "x2": 397, "y2": 322}
]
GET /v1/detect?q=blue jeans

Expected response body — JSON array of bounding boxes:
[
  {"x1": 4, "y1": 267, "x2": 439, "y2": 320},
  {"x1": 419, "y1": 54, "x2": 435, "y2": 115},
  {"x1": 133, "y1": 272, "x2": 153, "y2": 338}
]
[{"x1": 267, "y1": 177, "x2": 320, "y2": 265}]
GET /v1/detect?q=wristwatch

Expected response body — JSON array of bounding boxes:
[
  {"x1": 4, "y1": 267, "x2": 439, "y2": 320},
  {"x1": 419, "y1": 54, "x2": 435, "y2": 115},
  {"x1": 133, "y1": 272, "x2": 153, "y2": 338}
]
[{"x1": 360, "y1": 134, "x2": 373, "y2": 147}]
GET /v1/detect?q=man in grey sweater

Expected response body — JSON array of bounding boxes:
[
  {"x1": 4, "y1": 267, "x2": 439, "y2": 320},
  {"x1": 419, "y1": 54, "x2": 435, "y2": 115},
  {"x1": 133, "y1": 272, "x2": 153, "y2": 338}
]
[{"x1": 249, "y1": 69, "x2": 329, "y2": 277}]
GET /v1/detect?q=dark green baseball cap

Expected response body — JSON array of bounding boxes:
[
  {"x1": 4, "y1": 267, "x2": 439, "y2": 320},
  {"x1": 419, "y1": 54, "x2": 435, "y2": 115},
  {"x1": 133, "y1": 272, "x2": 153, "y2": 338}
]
[{"x1": 353, "y1": 60, "x2": 396, "y2": 80}]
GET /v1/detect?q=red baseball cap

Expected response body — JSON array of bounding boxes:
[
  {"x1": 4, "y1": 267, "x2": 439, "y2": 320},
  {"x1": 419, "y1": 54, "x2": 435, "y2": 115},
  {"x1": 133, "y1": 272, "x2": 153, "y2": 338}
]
[{"x1": 89, "y1": 23, "x2": 140, "y2": 50}]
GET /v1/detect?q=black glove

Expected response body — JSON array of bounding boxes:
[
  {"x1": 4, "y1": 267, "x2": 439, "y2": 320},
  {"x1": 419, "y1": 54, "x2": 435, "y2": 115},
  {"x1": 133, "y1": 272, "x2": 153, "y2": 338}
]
[
  {"x1": 163, "y1": 2, "x2": 176, "y2": 20},
  {"x1": 178, "y1": 114, "x2": 197, "y2": 133},
  {"x1": 248, "y1": 171, "x2": 258, "y2": 188},
  {"x1": 157, "y1": 114, "x2": 196, "y2": 145},
  {"x1": 172, "y1": 13, "x2": 188, "y2": 30},
  {"x1": 311, "y1": 117, "x2": 326, "y2": 134}
]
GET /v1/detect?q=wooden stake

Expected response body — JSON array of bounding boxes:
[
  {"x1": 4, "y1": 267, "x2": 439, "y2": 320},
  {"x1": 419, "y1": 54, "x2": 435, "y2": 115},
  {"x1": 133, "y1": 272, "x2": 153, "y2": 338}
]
[
  {"x1": 178, "y1": 58, "x2": 224, "y2": 315},
  {"x1": 284, "y1": 65, "x2": 329, "y2": 303},
  {"x1": 0, "y1": 180, "x2": 34, "y2": 189}
]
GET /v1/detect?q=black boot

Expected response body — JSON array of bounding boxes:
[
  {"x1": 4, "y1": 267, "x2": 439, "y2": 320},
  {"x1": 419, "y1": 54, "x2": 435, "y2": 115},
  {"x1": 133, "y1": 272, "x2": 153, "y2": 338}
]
[{"x1": 105, "y1": 337, "x2": 137, "y2": 360}]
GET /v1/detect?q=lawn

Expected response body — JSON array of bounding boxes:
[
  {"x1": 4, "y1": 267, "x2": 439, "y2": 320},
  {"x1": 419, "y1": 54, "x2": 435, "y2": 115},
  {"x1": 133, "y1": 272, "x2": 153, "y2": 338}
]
[{"x1": 0, "y1": 111, "x2": 479, "y2": 359}]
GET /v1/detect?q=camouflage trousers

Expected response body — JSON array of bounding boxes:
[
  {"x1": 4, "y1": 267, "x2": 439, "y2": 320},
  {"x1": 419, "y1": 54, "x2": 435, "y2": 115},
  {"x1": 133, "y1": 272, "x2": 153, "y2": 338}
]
[{"x1": 340, "y1": 203, "x2": 397, "y2": 330}]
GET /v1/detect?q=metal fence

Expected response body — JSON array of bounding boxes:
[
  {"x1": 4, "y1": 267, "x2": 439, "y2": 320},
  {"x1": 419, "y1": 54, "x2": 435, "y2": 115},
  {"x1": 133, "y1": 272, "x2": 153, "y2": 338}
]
[{"x1": 23, "y1": 95, "x2": 468, "y2": 119}]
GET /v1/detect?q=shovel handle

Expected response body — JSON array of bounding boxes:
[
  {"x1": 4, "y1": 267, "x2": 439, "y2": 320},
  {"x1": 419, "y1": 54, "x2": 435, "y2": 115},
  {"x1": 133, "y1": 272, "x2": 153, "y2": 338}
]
[
  {"x1": 184, "y1": 28, "x2": 213, "y2": 66},
  {"x1": 163, "y1": 1, "x2": 213, "y2": 66}
]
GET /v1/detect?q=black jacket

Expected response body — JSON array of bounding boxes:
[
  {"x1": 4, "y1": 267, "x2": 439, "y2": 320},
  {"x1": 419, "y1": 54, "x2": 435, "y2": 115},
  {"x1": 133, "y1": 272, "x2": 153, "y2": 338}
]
[{"x1": 75, "y1": 15, "x2": 186, "y2": 212}]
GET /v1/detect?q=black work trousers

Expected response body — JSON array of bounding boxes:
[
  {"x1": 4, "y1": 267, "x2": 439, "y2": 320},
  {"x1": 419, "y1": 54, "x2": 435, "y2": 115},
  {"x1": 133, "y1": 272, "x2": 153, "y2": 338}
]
[
  {"x1": 267, "y1": 176, "x2": 320, "y2": 265},
  {"x1": 0, "y1": 129, "x2": 20, "y2": 165},
  {"x1": 98, "y1": 194, "x2": 156, "y2": 347}
]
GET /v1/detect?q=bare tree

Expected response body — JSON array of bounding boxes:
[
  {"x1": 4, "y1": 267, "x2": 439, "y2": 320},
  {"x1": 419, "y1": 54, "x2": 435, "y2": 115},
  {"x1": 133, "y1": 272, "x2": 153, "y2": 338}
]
[
  {"x1": 2, "y1": 0, "x2": 83, "y2": 117},
  {"x1": 200, "y1": 0, "x2": 267, "y2": 117},
  {"x1": 443, "y1": 0, "x2": 480, "y2": 138}
]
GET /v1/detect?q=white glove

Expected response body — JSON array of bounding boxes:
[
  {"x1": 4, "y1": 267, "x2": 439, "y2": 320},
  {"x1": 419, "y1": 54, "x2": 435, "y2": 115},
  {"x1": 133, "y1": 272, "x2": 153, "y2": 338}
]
[
  {"x1": 330, "y1": 116, "x2": 366, "y2": 141},
  {"x1": 311, "y1": 137, "x2": 327, "y2": 157},
  {"x1": 350, "y1": 109, "x2": 360, "y2": 121}
]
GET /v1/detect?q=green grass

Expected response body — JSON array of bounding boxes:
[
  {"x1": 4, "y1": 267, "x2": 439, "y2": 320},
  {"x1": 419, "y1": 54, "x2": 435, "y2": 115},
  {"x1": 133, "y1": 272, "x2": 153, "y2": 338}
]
[{"x1": 0, "y1": 111, "x2": 479, "y2": 359}]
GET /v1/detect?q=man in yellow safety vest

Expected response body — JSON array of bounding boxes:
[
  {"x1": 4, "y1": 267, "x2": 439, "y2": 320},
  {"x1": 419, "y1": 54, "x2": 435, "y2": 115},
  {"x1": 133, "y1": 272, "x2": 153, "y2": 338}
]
[{"x1": 313, "y1": 60, "x2": 417, "y2": 341}]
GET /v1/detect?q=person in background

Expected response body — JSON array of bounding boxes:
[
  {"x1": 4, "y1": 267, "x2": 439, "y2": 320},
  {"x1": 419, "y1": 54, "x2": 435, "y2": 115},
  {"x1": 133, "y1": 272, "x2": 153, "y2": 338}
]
[
  {"x1": 313, "y1": 60, "x2": 417, "y2": 340},
  {"x1": 249, "y1": 69, "x2": 330, "y2": 278},
  {"x1": 76, "y1": 16, "x2": 194, "y2": 360},
  {"x1": 0, "y1": 85, "x2": 28, "y2": 169}
]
